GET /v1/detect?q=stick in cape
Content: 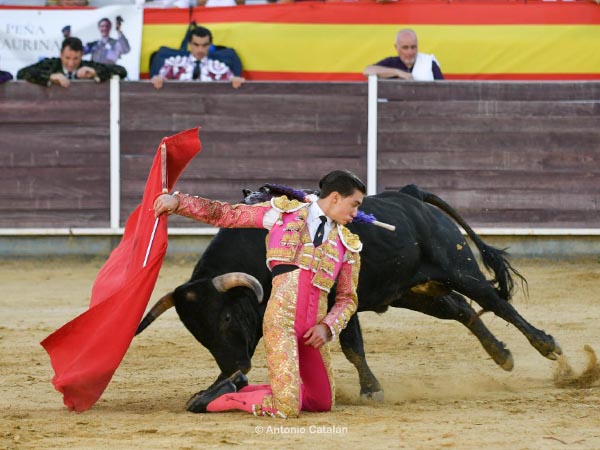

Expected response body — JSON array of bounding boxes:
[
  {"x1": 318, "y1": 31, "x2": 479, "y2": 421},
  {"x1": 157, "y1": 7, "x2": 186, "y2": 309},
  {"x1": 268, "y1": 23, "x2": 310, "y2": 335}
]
[{"x1": 144, "y1": 143, "x2": 168, "y2": 268}]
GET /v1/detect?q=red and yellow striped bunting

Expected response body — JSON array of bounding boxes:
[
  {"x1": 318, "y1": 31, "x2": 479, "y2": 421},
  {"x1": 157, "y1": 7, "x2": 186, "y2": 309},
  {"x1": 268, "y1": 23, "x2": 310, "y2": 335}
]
[{"x1": 141, "y1": 2, "x2": 600, "y2": 80}]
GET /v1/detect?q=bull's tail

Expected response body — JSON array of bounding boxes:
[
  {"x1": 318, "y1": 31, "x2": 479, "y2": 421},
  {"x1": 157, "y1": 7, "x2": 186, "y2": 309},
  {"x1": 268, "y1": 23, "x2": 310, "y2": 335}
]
[
  {"x1": 399, "y1": 184, "x2": 527, "y2": 301},
  {"x1": 135, "y1": 291, "x2": 175, "y2": 335}
]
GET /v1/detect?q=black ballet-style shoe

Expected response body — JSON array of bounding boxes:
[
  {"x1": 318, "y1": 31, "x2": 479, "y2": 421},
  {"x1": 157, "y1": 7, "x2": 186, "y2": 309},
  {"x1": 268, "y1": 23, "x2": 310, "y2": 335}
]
[
  {"x1": 186, "y1": 379, "x2": 236, "y2": 413},
  {"x1": 185, "y1": 371, "x2": 248, "y2": 413}
]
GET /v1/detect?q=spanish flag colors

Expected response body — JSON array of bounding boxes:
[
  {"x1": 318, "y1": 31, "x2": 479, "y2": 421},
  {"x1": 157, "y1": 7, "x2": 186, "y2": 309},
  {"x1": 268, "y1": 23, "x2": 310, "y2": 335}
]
[{"x1": 141, "y1": 2, "x2": 600, "y2": 81}]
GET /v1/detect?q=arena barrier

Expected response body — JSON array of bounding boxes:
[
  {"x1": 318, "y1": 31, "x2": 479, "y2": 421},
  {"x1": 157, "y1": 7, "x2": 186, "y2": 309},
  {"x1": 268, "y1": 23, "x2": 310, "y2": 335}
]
[{"x1": 1, "y1": 79, "x2": 598, "y2": 256}]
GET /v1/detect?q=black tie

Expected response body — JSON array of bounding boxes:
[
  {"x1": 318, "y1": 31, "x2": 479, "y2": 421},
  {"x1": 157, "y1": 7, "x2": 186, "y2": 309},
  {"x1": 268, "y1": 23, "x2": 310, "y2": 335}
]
[
  {"x1": 313, "y1": 215, "x2": 327, "y2": 247},
  {"x1": 67, "y1": 72, "x2": 73, "y2": 79},
  {"x1": 192, "y1": 60, "x2": 201, "y2": 80}
]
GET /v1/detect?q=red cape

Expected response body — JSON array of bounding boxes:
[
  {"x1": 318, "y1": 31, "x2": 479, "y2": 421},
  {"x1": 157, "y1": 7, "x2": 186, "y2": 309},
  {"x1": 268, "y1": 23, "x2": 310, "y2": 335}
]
[{"x1": 41, "y1": 128, "x2": 201, "y2": 412}]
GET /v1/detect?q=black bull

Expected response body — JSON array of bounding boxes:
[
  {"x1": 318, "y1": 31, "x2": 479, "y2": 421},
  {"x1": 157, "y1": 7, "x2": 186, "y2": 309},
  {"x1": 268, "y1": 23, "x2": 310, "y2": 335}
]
[{"x1": 136, "y1": 185, "x2": 561, "y2": 400}]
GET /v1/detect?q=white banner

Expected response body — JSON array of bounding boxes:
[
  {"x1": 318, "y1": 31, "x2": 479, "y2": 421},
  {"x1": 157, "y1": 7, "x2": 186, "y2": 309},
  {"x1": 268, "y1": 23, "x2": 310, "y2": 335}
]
[{"x1": 0, "y1": 5, "x2": 143, "y2": 81}]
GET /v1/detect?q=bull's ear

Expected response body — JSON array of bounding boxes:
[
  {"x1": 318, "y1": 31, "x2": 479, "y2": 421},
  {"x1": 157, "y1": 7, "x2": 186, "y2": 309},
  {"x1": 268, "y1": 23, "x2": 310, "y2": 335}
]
[
  {"x1": 242, "y1": 188, "x2": 251, "y2": 198},
  {"x1": 175, "y1": 279, "x2": 209, "y2": 303}
]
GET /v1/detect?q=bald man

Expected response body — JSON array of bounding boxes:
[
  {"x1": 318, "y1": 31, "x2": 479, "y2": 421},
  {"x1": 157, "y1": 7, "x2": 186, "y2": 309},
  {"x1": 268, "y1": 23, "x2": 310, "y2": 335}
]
[{"x1": 363, "y1": 29, "x2": 444, "y2": 81}]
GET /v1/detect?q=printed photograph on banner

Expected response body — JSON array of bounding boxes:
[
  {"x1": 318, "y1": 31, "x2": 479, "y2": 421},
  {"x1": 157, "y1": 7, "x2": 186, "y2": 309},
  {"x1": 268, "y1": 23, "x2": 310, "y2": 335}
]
[{"x1": 0, "y1": 5, "x2": 143, "y2": 81}]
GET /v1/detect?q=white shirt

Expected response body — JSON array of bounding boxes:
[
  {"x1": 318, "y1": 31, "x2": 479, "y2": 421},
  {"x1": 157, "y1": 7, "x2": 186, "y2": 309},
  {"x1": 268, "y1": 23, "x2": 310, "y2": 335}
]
[
  {"x1": 262, "y1": 194, "x2": 332, "y2": 241},
  {"x1": 62, "y1": 66, "x2": 76, "y2": 79},
  {"x1": 307, "y1": 200, "x2": 332, "y2": 243},
  {"x1": 412, "y1": 52, "x2": 440, "y2": 81}
]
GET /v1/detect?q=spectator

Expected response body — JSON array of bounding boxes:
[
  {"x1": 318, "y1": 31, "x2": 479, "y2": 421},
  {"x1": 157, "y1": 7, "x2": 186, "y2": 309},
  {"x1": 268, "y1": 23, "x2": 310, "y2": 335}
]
[
  {"x1": 0, "y1": 70, "x2": 13, "y2": 84},
  {"x1": 17, "y1": 37, "x2": 127, "y2": 88},
  {"x1": 85, "y1": 17, "x2": 131, "y2": 65},
  {"x1": 151, "y1": 26, "x2": 244, "y2": 89},
  {"x1": 363, "y1": 28, "x2": 444, "y2": 81}
]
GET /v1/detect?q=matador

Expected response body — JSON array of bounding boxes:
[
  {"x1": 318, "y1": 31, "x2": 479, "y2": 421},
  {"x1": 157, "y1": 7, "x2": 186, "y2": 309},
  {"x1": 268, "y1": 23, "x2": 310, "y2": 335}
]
[{"x1": 153, "y1": 170, "x2": 366, "y2": 418}]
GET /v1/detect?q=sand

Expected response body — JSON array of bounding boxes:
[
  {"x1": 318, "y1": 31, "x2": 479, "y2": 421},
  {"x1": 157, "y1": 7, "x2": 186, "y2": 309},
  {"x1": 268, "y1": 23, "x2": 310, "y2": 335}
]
[{"x1": 1, "y1": 256, "x2": 599, "y2": 450}]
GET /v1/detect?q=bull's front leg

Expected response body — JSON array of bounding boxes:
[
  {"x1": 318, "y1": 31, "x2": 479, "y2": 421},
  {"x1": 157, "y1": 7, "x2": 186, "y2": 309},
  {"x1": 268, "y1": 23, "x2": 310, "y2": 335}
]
[{"x1": 339, "y1": 313, "x2": 384, "y2": 402}]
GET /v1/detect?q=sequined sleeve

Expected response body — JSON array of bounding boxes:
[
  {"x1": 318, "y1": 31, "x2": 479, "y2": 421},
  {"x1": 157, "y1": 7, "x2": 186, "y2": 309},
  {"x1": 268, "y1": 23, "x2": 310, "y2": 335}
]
[
  {"x1": 174, "y1": 193, "x2": 269, "y2": 228},
  {"x1": 321, "y1": 251, "x2": 361, "y2": 341}
]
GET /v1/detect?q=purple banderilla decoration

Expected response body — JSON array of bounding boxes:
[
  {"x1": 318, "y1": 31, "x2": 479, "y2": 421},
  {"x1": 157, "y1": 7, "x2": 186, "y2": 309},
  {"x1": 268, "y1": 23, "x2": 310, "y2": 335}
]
[{"x1": 265, "y1": 183, "x2": 395, "y2": 232}]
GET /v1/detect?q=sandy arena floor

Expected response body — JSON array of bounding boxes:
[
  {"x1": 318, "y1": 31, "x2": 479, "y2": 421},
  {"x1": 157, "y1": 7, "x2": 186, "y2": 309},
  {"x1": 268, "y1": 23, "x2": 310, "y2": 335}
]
[{"x1": 1, "y1": 256, "x2": 599, "y2": 450}]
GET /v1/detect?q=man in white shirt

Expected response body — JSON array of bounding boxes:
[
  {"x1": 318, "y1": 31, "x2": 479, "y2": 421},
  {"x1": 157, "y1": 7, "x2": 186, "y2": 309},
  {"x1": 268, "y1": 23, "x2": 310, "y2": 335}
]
[{"x1": 363, "y1": 29, "x2": 444, "y2": 81}]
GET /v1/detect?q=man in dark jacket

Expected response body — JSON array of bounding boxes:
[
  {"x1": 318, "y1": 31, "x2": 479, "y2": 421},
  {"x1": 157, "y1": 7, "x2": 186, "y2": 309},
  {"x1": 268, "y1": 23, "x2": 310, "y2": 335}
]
[{"x1": 17, "y1": 37, "x2": 127, "y2": 88}]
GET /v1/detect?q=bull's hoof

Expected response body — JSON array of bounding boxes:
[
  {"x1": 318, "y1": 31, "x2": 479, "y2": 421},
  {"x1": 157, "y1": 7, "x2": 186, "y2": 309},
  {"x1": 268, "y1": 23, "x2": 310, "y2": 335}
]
[
  {"x1": 540, "y1": 336, "x2": 563, "y2": 361},
  {"x1": 488, "y1": 343, "x2": 513, "y2": 371},
  {"x1": 500, "y1": 352, "x2": 514, "y2": 371},
  {"x1": 360, "y1": 390, "x2": 384, "y2": 402}
]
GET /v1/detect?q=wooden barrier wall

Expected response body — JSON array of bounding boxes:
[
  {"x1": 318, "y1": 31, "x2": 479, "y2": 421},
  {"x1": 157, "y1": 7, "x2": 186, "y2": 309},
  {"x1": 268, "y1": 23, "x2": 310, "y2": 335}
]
[
  {"x1": 119, "y1": 82, "x2": 369, "y2": 229},
  {"x1": 1, "y1": 80, "x2": 598, "y2": 230},
  {"x1": 0, "y1": 82, "x2": 111, "y2": 228},
  {"x1": 376, "y1": 81, "x2": 600, "y2": 228}
]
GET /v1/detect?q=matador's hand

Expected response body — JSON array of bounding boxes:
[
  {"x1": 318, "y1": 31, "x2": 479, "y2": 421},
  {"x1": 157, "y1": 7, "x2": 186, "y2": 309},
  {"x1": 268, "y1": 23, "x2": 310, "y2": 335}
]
[
  {"x1": 154, "y1": 194, "x2": 179, "y2": 218},
  {"x1": 303, "y1": 324, "x2": 332, "y2": 349}
]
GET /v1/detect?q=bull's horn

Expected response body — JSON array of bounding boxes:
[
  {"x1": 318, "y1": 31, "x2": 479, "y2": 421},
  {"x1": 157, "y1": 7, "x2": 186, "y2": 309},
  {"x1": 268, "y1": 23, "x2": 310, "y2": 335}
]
[
  {"x1": 212, "y1": 272, "x2": 264, "y2": 304},
  {"x1": 135, "y1": 292, "x2": 175, "y2": 335}
]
